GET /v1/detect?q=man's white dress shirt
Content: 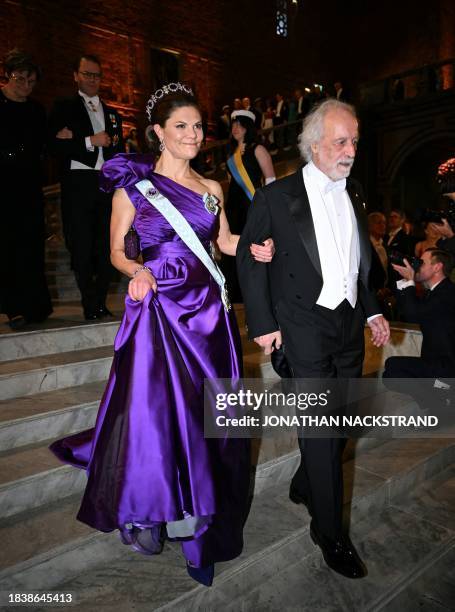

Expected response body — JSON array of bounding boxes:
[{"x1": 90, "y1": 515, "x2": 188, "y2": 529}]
[
  {"x1": 70, "y1": 90, "x2": 105, "y2": 171},
  {"x1": 303, "y1": 161, "x2": 360, "y2": 309}
]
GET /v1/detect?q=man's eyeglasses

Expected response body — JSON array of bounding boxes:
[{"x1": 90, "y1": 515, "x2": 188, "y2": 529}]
[
  {"x1": 78, "y1": 71, "x2": 102, "y2": 80},
  {"x1": 10, "y1": 74, "x2": 37, "y2": 86}
]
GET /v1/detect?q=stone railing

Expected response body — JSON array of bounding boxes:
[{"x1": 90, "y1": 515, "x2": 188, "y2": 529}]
[{"x1": 359, "y1": 58, "x2": 455, "y2": 107}]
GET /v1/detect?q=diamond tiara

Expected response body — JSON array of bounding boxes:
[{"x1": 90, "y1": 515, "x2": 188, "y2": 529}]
[{"x1": 146, "y1": 83, "x2": 194, "y2": 121}]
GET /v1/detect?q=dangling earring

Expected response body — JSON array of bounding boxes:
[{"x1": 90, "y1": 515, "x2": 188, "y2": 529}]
[{"x1": 159, "y1": 140, "x2": 165, "y2": 152}]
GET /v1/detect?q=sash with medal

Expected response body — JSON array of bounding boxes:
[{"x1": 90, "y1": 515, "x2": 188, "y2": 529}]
[{"x1": 135, "y1": 179, "x2": 231, "y2": 311}]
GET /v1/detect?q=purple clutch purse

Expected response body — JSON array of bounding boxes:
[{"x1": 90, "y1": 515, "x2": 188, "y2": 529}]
[{"x1": 124, "y1": 226, "x2": 140, "y2": 260}]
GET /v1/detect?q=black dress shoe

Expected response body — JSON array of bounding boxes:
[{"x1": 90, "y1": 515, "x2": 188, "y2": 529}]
[
  {"x1": 98, "y1": 306, "x2": 114, "y2": 318},
  {"x1": 310, "y1": 522, "x2": 367, "y2": 579},
  {"x1": 7, "y1": 316, "x2": 27, "y2": 330}
]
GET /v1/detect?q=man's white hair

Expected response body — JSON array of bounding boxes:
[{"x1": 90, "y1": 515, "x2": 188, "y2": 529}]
[{"x1": 298, "y1": 98, "x2": 358, "y2": 162}]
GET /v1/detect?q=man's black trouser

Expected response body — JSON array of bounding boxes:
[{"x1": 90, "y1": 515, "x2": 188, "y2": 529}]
[
  {"x1": 61, "y1": 170, "x2": 113, "y2": 313},
  {"x1": 277, "y1": 299, "x2": 365, "y2": 540}
]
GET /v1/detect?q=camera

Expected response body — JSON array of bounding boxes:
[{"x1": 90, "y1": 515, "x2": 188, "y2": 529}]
[
  {"x1": 389, "y1": 250, "x2": 423, "y2": 271},
  {"x1": 419, "y1": 199, "x2": 455, "y2": 231}
]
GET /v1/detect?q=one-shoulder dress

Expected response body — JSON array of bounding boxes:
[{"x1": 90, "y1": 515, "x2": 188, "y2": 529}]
[{"x1": 50, "y1": 153, "x2": 250, "y2": 568}]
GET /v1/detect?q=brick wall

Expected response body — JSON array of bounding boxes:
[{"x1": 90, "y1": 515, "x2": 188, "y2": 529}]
[{"x1": 1, "y1": 0, "x2": 454, "y2": 131}]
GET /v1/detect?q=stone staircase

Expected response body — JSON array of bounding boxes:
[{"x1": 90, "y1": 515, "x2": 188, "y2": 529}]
[
  {"x1": 0, "y1": 309, "x2": 453, "y2": 611},
  {"x1": 0, "y1": 160, "x2": 450, "y2": 610},
  {"x1": 44, "y1": 243, "x2": 129, "y2": 303},
  {"x1": 1, "y1": 221, "x2": 454, "y2": 612}
]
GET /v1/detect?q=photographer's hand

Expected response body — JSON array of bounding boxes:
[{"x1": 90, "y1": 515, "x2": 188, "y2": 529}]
[
  {"x1": 429, "y1": 219, "x2": 454, "y2": 239},
  {"x1": 392, "y1": 258, "x2": 415, "y2": 281}
]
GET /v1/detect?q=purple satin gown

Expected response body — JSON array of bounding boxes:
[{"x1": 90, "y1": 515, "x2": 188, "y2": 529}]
[{"x1": 50, "y1": 153, "x2": 250, "y2": 567}]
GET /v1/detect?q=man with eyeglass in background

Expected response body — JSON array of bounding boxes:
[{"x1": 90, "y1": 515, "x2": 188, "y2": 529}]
[
  {"x1": 383, "y1": 247, "x2": 455, "y2": 408},
  {"x1": 48, "y1": 54, "x2": 123, "y2": 320}
]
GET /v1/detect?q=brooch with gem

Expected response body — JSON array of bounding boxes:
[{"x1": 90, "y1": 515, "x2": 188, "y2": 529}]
[
  {"x1": 203, "y1": 193, "x2": 220, "y2": 215},
  {"x1": 146, "y1": 187, "x2": 158, "y2": 198}
]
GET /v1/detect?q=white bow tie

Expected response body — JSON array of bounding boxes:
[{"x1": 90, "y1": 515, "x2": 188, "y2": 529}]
[
  {"x1": 86, "y1": 97, "x2": 100, "y2": 110},
  {"x1": 324, "y1": 178, "x2": 346, "y2": 195}
]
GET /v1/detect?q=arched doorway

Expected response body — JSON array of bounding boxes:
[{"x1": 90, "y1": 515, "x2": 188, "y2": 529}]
[{"x1": 388, "y1": 136, "x2": 455, "y2": 237}]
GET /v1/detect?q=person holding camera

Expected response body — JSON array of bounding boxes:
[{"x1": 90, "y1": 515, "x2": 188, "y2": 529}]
[{"x1": 383, "y1": 247, "x2": 455, "y2": 406}]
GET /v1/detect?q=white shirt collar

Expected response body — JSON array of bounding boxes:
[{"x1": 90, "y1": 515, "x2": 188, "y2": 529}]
[
  {"x1": 370, "y1": 235, "x2": 384, "y2": 247},
  {"x1": 388, "y1": 226, "x2": 402, "y2": 240},
  {"x1": 304, "y1": 161, "x2": 346, "y2": 194},
  {"x1": 429, "y1": 278, "x2": 445, "y2": 291},
  {"x1": 79, "y1": 90, "x2": 100, "y2": 108}
]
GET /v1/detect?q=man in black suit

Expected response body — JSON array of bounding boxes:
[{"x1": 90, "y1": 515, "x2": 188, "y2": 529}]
[
  {"x1": 368, "y1": 212, "x2": 397, "y2": 318},
  {"x1": 48, "y1": 54, "x2": 123, "y2": 320},
  {"x1": 242, "y1": 97, "x2": 262, "y2": 130},
  {"x1": 216, "y1": 104, "x2": 231, "y2": 140},
  {"x1": 295, "y1": 88, "x2": 310, "y2": 120},
  {"x1": 385, "y1": 208, "x2": 414, "y2": 290},
  {"x1": 383, "y1": 248, "x2": 455, "y2": 403},
  {"x1": 237, "y1": 99, "x2": 390, "y2": 578},
  {"x1": 385, "y1": 209, "x2": 413, "y2": 255},
  {"x1": 368, "y1": 212, "x2": 388, "y2": 290},
  {"x1": 273, "y1": 92, "x2": 288, "y2": 150}
]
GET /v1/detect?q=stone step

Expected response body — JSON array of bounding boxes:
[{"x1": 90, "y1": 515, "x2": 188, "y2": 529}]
[
  {"x1": 45, "y1": 260, "x2": 71, "y2": 272},
  {"x1": 367, "y1": 465, "x2": 455, "y2": 612},
  {"x1": 0, "y1": 438, "x2": 452, "y2": 604},
  {"x1": 0, "y1": 346, "x2": 113, "y2": 400},
  {"x1": 45, "y1": 246, "x2": 70, "y2": 261},
  {"x1": 45, "y1": 246, "x2": 70, "y2": 259},
  {"x1": 49, "y1": 282, "x2": 128, "y2": 302},
  {"x1": 0, "y1": 495, "x2": 126, "y2": 601},
  {"x1": 45, "y1": 256, "x2": 71, "y2": 268},
  {"x1": 0, "y1": 322, "x2": 119, "y2": 361},
  {"x1": 0, "y1": 381, "x2": 105, "y2": 451},
  {"x1": 45, "y1": 274, "x2": 79, "y2": 289},
  {"x1": 146, "y1": 443, "x2": 455, "y2": 612},
  {"x1": 218, "y1": 469, "x2": 455, "y2": 612},
  {"x1": 0, "y1": 392, "x2": 300, "y2": 521},
  {"x1": 0, "y1": 403, "x2": 392, "y2": 519},
  {"x1": 0, "y1": 431, "x2": 298, "y2": 521},
  {"x1": 0, "y1": 441, "x2": 87, "y2": 520},
  {"x1": 46, "y1": 274, "x2": 130, "y2": 290},
  {"x1": 0, "y1": 447, "x2": 299, "y2": 591},
  {"x1": 48, "y1": 287, "x2": 82, "y2": 302}
]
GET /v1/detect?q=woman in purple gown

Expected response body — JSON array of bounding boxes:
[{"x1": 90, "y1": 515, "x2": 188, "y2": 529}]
[{"x1": 50, "y1": 84, "x2": 273, "y2": 586}]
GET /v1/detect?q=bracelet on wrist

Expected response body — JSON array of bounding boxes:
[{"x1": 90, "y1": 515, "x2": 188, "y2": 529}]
[{"x1": 131, "y1": 265, "x2": 152, "y2": 279}]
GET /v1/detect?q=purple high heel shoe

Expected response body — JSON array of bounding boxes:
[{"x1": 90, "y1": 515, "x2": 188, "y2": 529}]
[{"x1": 119, "y1": 524, "x2": 165, "y2": 555}]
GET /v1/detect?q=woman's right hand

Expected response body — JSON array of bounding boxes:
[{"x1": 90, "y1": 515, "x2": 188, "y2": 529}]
[{"x1": 128, "y1": 269, "x2": 157, "y2": 301}]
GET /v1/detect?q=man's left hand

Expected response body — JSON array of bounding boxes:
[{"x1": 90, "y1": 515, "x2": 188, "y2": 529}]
[
  {"x1": 392, "y1": 258, "x2": 415, "y2": 281},
  {"x1": 250, "y1": 238, "x2": 275, "y2": 262},
  {"x1": 368, "y1": 315, "x2": 390, "y2": 347}
]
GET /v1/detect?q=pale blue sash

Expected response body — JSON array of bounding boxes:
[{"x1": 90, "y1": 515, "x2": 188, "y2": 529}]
[{"x1": 135, "y1": 179, "x2": 231, "y2": 311}]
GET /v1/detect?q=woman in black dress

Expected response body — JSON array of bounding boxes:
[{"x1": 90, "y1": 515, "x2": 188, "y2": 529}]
[
  {"x1": 0, "y1": 50, "x2": 52, "y2": 329},
  {"x1": 223, "y1": 110, "x2": 275, "y2": 302}
]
